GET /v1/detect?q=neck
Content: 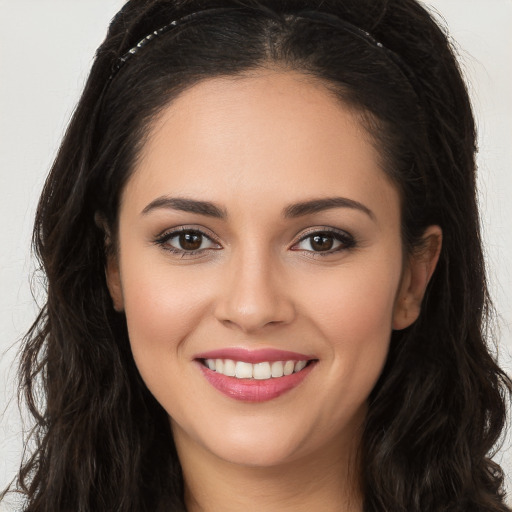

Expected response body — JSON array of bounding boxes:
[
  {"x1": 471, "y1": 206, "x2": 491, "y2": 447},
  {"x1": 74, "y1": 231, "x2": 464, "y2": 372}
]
[{"x1": 173, "y1": 423, "x2": 364, "y2": 512}]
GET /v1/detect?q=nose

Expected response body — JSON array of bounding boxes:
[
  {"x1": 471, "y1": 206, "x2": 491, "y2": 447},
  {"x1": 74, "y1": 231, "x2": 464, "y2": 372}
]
[{"x1": 213, "y1": 246, "x2": 296, "y2": 334}]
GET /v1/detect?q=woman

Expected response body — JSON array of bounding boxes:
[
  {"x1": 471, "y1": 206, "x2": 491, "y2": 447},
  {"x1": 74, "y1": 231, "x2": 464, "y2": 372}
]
[{"x1": 2, "y1": 0, "x2": 511, "y2": 510}]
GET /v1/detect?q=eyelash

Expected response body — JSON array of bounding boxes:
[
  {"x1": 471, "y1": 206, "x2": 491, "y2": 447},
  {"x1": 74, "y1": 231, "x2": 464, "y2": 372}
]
[
  {"x1": 153, "y1": 226, "x2": 356, "y2": 258},
  {"x1": 154, "y1": 226, "x2": 221, "y2": 257},
  {"x1": 292, "y1": 228, "x2": 356, "y2": 257}
]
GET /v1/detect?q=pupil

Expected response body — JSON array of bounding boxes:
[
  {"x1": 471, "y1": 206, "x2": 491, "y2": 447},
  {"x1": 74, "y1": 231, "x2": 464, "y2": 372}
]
[
  {"x1": 180, "y1": 231, "x2": 202, "y2": 250},
  {"x1": 311, "y1": 234, "x2": 333, "y2": 251}
]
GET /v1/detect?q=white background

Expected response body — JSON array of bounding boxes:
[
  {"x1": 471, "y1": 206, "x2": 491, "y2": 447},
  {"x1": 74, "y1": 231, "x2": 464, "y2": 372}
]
[{"x1": 0, "y1": 0, "x2": 510, "y2": 508}]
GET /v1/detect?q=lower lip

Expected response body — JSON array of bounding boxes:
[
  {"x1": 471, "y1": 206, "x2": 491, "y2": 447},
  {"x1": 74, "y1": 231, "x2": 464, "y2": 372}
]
[{"x1": 197, "y1": 361, "x2": 316, "y2": 402}]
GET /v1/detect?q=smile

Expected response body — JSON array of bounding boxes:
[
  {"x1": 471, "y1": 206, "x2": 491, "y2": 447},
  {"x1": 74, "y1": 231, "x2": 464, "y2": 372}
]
[
  {"x1": 202, "y1": 359, "x2": 309, "y2": 379},
  {"x1": 194, "y1": 348, "x2": 317, "y2": 402}
]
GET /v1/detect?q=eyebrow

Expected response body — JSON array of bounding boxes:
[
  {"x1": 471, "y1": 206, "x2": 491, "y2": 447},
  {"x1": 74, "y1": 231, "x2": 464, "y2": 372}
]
[
  {"x1": 141, "y1": 196, "x2": 227, "y2": 218},
  {"x1": 283, "y1": 197, "x2": 375, "y2": 220},
  {"x1": 141, "y1": 195, "x2": 374, "y2": 220}
]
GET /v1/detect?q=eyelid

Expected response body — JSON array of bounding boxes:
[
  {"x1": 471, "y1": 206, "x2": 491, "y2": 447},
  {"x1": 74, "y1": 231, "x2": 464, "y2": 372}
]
[
  {"x1": 153, "y1": 225, "x2": 356, "y2": 257},
  {"x1": 290, "y1": 226, "x2": 356, "y2": 253},
  {"x1": 154, "y1": 225, "x2": 223, "y2": 256},
  {"x1": 293, "y1": 226, "x2": 354, "y2": 242},
  {"x1": 155, "y1": 225, "x2": 221, "y2": 243}
]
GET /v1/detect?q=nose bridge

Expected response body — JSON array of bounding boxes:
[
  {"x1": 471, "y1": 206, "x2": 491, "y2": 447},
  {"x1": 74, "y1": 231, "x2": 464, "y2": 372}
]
[{"x1": 215, "y1": 240, "x2": 294, "y2": 332}]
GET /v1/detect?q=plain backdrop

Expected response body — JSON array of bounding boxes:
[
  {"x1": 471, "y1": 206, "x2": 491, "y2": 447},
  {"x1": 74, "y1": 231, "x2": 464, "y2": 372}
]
[{"x1": 1, "y1": 0, "x2": 511, "y2": 508}]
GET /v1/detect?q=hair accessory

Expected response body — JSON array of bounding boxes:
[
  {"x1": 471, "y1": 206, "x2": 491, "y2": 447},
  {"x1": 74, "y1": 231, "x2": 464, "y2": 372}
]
[
  {"x1": 109, "y1": 7, "x2": 242, "y2": 80},
  {"x1": 295, "y1": 10, "x2": 419, "y2": 95},
  {"x1": 108, "y1": 7, "x2": 418, "y2": 96},
  {"x1": 110, "y1": 22, "x2": 177, "y2": 78}
]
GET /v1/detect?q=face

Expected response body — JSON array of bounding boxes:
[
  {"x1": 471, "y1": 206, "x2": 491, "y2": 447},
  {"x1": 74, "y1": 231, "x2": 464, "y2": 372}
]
[{"x1": 107, "y1": 70, "x2": 439, "y2": 469}]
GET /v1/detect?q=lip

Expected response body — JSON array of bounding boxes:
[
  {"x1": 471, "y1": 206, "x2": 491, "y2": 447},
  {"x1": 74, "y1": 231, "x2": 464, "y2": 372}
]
[
  {"x1": 194, "y1": 347, "x2": 315, "y2": 364},
  {"x1": 197, "y1": 361, "x2": 316, "y2": 402}
]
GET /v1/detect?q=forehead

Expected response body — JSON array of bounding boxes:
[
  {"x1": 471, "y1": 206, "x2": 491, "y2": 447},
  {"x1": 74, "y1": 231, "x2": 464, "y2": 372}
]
[{"x1": 124, "y1": 69, "x2": 399, "y2": 220}]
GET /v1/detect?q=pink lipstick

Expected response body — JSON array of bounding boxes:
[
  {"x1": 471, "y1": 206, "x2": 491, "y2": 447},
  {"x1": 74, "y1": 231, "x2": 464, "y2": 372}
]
[{"x1": 194, "y1": 348, "x2": 317, "y2": 402}]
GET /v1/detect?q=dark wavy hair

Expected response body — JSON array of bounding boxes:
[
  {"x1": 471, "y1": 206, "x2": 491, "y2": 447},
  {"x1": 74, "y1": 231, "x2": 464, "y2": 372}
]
[{"x1": 2, "y1": 0, "x2": 511, "y2": 510}]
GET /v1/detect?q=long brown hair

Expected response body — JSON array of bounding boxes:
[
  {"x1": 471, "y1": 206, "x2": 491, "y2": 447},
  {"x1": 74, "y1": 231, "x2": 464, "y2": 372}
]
[{"x1": 3, "y1": 0, "x2": 511, "y2": 510}]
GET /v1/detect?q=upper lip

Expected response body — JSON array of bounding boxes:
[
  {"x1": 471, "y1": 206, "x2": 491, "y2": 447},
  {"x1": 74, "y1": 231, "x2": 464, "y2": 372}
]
[{"x1": 194, "y1": 347, "x2": 316, "y2": 364}]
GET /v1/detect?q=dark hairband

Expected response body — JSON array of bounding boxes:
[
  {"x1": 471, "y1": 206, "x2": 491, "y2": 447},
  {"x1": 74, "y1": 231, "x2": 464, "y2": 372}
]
[
  {"x1": 109, "y1": 7, "x2": 243, "y2": 80},
  {"x1": 108, "y1": 7, "x2": 419, "y2": 96}
]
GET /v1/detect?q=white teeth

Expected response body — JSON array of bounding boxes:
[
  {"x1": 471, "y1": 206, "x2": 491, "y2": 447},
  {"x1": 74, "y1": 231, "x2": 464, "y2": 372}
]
[
  {"x1": 223, "y1": 359, "x2": 236, "y2": 377},
  {"x1": 235, "y1": 361, "x2": 253, "y2": 379},
  {"x1": 253, "y1": 362, "x2": 271, "y2": 380},
  {"x1": 203, "y1": 358, "x2": 311, "y2": 379},
  {"x1": 271, "y1": 361, "x2": 284, "y2": 377},
  {"x1": 283, "y1": 360, "x2": 295, "y2": 376},
  {"x1": 294, "y1": 360, "x2": 307, "y2": 372}
]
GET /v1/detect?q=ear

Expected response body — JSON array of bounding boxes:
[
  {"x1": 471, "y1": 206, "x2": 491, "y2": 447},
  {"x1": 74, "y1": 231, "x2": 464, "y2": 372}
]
[
  {"x1": 95, "y1": 212, "x2": 125, "y2": 312},
  {"x1": 392, "y1": 225, "x2": 442, "y2": 330},
  {"x1": 105, "y1": 250, "x2": 125, "y2": 312}
]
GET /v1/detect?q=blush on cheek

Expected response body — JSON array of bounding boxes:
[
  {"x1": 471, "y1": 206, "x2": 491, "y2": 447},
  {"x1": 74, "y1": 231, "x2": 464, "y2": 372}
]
[
  {"x1": 307, "y1": 269, "x2": 399, "y2": 337},
  {"x1": 302, "y1": 268, "x2": 397, "y2": 398}
]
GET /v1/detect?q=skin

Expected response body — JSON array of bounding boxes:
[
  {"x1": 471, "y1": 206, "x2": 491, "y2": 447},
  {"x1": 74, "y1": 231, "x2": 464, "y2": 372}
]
[{"x1": 106, "y1": 69, "x2": 441, "y2": 511}]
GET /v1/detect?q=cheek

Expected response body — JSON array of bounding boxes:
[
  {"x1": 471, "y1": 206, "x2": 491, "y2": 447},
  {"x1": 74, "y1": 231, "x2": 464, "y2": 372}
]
[
  {"x1": 295, "y1": 256, "x2": 402, "y2": 400},
  {"x1": 119, "y1": 258, "x2": 215, "y2": 372},
  {"x1": 303, "y1": 257, "x2": 400, "y2": 338}
]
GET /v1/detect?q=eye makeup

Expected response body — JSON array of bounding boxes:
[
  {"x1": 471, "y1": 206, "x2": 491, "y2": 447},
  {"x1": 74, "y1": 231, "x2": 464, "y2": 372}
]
[{"x1": 153, "y1": 224, "x2": 357, "y2": 259}]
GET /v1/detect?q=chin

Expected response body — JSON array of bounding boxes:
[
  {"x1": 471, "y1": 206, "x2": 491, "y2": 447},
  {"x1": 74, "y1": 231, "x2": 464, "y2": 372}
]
[
  {"x1": 173, "y1": 413, "x2": 316, "y2": 468},
  {"x1": 208, "y1": 439, "x2": 306, "y2": 468}
]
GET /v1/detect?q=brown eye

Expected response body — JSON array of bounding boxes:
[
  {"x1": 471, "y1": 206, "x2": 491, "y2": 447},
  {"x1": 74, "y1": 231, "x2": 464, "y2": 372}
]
[
  {"x1": 310, "y1": 234, "x2": 334, "y2": 251},
  {"x1": 156, "y1": 229, "x2": 220, "y2": 254},
  {"x1": 292, "y1": 230, "x2": 355, "y2": 254},
  {"x1": 179, "y1": 231, "x2": 203, "y2": 251}
]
